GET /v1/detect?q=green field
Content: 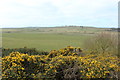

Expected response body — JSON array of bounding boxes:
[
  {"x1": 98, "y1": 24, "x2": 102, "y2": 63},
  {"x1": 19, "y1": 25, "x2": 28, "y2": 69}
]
[
  {"x1": 3, "y1": 33, "x2": 92, "y2": 51},
  {"x1": 2, "y1": 26, "x2": 115, "y2": 51}
]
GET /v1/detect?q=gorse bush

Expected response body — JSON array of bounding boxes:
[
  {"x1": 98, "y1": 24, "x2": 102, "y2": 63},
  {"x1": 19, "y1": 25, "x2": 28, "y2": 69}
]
[
  {"x1": 43, "y1": 55, "x2": 119, "y2": 79},
  {"x1": 2, "y1": 52, "x2": 46, "y2": 79},
  {"x1": 2, "y1": 46, "x2": 120, "y2": 79},
  {"x1": 2, "y1": 47, "x2": 49, "y2": 57},
  {"x1": 47, "y1": 46, "x2": 82, "y2": 58}
]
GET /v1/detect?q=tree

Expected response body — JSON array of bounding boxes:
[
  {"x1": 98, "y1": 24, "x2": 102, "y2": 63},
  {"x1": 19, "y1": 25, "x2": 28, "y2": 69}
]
[{"x1": 84, "y1": 32, "x2": 118, "y2": 54}]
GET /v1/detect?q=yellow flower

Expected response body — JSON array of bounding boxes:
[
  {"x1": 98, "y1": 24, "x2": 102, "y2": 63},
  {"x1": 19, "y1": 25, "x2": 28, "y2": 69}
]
[
  {"x1": 109, "y1": 64, "x2": 115, "y2": 68},
  {"x1": 21, "y1": 68, "x2": 24, "y2": 70},
  {"x1": 104, "y1": 71, "x2": 109, "y2": 73},
  {"x1": 53, "y1": 69, "x2": 57, "y2": 72}
]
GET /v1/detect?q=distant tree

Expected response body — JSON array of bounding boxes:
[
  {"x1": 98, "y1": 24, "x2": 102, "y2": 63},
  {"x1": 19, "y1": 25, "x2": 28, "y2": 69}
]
[
  {"x1": 84, "y1": 32, "x2": 118, "y2": 54},
  {"x1": 81, "y1": 26, "x2": 83, "y2": 29}
]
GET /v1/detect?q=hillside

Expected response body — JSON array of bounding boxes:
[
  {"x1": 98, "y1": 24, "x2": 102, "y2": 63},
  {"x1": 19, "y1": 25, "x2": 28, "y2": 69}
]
[{"x1": 2, "y1": 26, "x2": 113, "y2": 34}]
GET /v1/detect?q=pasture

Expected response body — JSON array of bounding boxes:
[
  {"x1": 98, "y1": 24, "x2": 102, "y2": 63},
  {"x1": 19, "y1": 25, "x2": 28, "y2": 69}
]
[
  {"x1": 3, "y1": 32, "x2": 91, "y2": 51},
  {"x1": 2, "y1": 26, "x2": 115, "y2": 51}
]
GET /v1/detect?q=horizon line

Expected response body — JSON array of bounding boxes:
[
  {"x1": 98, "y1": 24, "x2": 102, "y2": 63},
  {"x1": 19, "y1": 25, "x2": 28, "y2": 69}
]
[{"x1": 0, "y1": 25, "x2": 118, "y2": 28}]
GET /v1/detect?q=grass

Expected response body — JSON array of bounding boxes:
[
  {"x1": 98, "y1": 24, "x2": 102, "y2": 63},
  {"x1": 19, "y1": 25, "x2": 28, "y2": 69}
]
[
  {"x1": 2, "y1": 32, "x2": 92, "y2": 51},
  {"x1": 2, "y1": 26, "x2": 114, "y2": 51}
]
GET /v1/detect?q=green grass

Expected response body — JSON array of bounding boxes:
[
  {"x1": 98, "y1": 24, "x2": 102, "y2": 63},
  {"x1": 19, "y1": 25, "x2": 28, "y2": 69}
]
[
  {"x1": 2, "y1": 26, "x2": 113, "y2": 51},
  {"x1": 2, "y1": 32, "x2": 91, "y2": 51}
]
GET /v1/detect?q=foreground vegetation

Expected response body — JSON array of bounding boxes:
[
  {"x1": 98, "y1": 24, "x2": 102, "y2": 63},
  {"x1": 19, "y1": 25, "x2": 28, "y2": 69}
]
[
  {"x1": 2, "y1": 47, "x2": 48, "y2": 57},
  {"x1": 2, "y1": 46, "x2": 120, "y2": 79}
]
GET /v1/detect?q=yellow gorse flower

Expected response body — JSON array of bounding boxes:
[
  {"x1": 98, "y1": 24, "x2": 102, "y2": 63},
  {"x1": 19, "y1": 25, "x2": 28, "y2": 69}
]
[{"x1": 2, "y1": 46, "x2": 120, "y2": 79}]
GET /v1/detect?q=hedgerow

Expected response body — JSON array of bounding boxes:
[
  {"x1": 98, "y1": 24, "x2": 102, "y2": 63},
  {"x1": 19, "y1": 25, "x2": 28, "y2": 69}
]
[{"x1": 2, "y1": 47, "x2": 49, "y2": 57}]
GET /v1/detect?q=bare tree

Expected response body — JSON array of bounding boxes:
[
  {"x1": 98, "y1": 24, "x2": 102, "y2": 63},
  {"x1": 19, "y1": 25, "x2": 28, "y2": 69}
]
[{"x1": 84, "y1": 32, "x2": 118, "y2": 54}]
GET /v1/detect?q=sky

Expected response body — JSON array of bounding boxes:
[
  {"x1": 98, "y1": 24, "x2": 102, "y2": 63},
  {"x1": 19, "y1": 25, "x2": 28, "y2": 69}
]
[{"x1": 0, "y1": 0, "x2": 119, "y2": 28}]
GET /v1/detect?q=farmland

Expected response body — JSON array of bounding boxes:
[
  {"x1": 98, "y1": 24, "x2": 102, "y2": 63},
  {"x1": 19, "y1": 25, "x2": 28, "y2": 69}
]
[{"x1": 2, "y1": 26, "x2": 114, "y2": 51}]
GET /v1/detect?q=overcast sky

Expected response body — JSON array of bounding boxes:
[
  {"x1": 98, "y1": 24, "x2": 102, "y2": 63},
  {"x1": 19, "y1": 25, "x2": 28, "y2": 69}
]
[{"x1": 0, "y1": 0, "x2": 119, "y2": 28}]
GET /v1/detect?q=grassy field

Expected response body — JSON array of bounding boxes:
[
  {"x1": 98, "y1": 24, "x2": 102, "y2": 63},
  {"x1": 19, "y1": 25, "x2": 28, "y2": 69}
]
[
  {"x1": 2, "y1": 26, "x2": 115, "y2": 51},
  {"x1": 3, "y1": 32, "x2": 92, "y2": 51}
]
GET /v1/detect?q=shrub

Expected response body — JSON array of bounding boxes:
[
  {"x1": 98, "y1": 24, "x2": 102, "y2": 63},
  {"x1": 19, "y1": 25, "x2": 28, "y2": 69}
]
[
  {"x1": 2, "y1": 52, "x2": 46, "y2": 79},
  {"x1": 83, "y1": 32, "x2": 118, "y2": 55},
  {"x1": 2, "y1": 46, "x2": 120, "y2": 79},
  {"x1": 2, "y1": 47, "x2": 49, "y2": 57},
  {"x1": 43, "y1": 54, "x2": 120, "y2": 79},
  {"x1": 47, "y1": 46, "x2": 82, "y2": 58}
]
